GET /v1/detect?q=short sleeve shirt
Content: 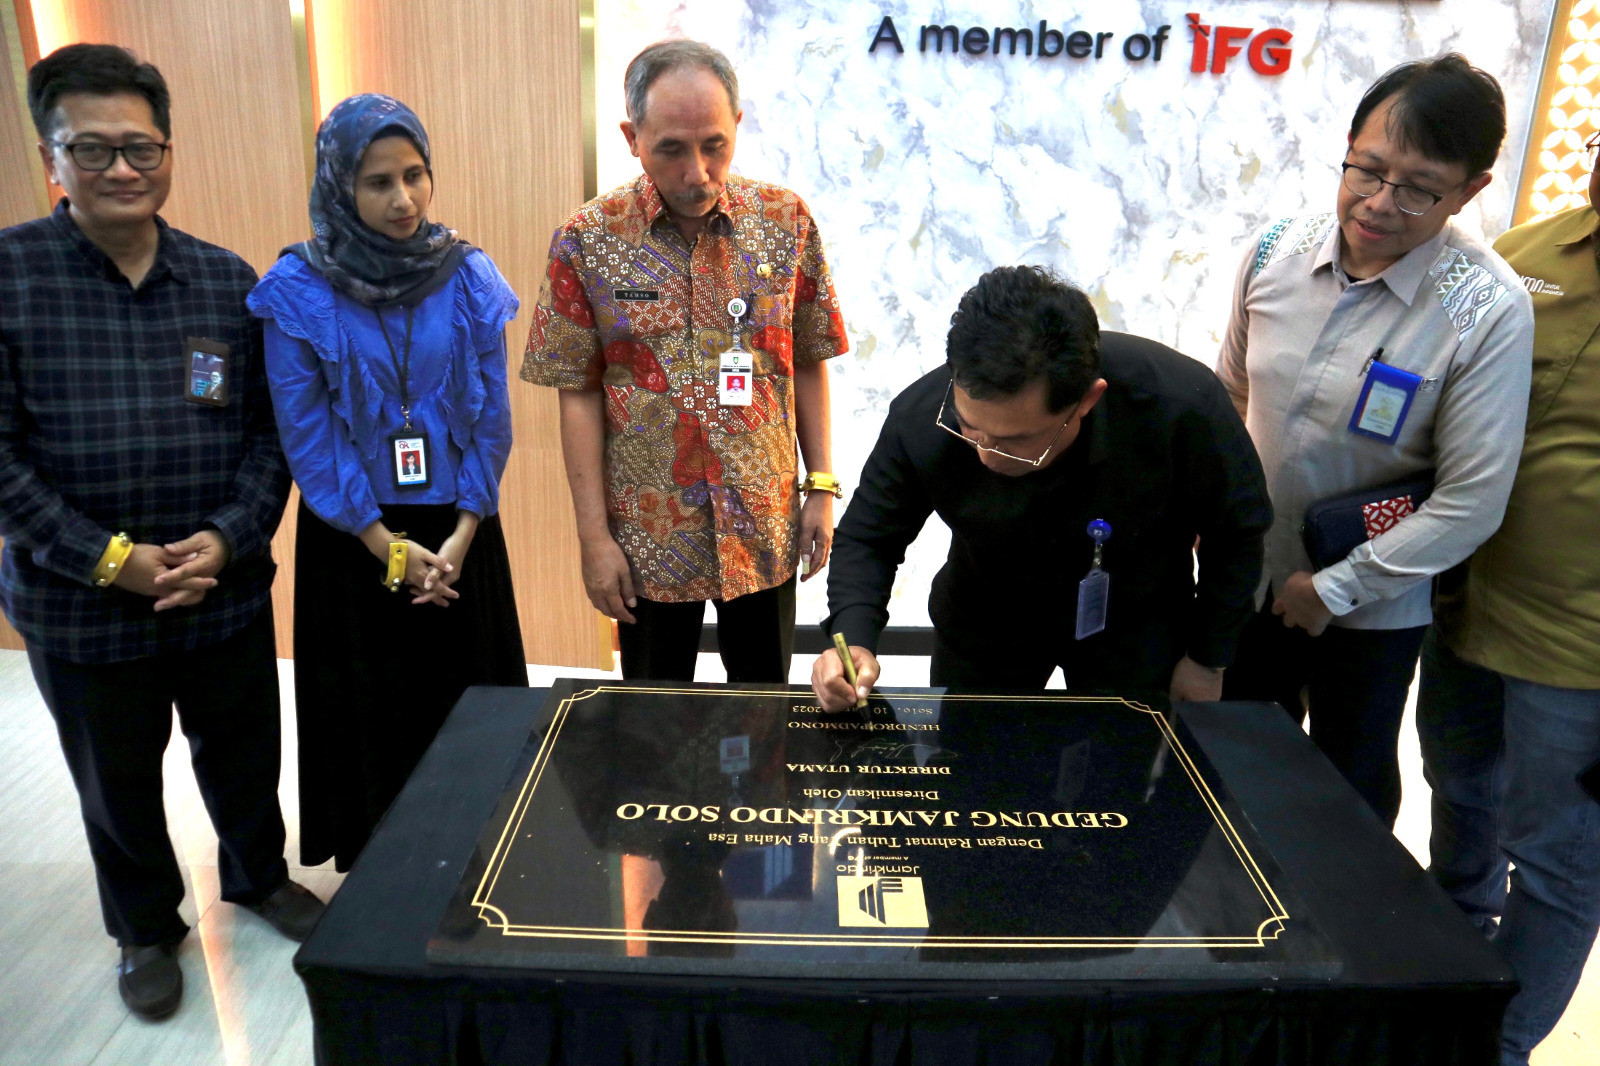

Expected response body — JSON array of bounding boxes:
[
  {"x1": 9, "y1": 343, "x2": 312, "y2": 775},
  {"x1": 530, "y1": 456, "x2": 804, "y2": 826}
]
[{"x1": 520, "y1": 174, "x2": 848, "y2": 603}]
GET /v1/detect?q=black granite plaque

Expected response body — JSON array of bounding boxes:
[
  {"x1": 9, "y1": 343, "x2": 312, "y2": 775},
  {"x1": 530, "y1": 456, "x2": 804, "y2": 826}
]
[{"x1": 428, "y1": 681, "x2": 1337, "y2": 979}]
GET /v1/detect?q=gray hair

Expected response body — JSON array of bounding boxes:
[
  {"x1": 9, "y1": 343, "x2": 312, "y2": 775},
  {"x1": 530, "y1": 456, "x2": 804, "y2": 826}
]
[{"x1": 624, "y1": 40, "x2": 739, "y2": 126}]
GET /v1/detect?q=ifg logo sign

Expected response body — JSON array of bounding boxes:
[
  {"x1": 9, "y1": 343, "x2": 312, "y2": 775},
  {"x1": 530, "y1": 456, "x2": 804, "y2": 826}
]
[{"x1": 1186, "y1": 12, "x2": 1293, "y2": 75}]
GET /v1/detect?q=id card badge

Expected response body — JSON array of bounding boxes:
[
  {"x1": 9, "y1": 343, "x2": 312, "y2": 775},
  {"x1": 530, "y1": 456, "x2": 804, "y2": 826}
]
[
  {"x1": 184, "y1": 337, "x2": 230, "y2": 407},
  {"x1": 1075, "y1": 569, "x2": 1109, "y2": 640},
  {"x1": 1075, "y1": 519, "x2": 1113, "y2": 640},
  {"x1": 720, "y1": 295, "x2": 754, "y2": 407},
  {"x1": 390, "y1": 431, "x2": 432, "y2": 490},
  {"x1": 1349, "y1": 360, "x2": 1423, "y2": 443},
  {"x1": 719, "y1": 349, "x2": 753, "y2": 406}
]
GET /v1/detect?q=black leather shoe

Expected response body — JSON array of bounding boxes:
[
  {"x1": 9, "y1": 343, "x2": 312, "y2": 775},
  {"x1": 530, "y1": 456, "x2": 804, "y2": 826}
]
[
  {"x1": 242, "y1": 880, "x2": 326, "y2": 942},
  {"x1": 118, "y1": 942, "x2": 182, "y2": 1019}
]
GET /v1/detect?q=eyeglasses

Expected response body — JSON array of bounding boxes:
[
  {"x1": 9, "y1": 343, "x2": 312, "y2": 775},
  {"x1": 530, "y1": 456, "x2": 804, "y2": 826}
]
[
  {"x1": 935, "y1": 377, "x2": 1074, "y2": 468},
  {"x1": 1587, "y1": 130, "x2": 1600, "y2": 154},
  {"x1": 51, "y1": 141, "x2": 169, "y2": 172},
  {"x1": 1339, "y1": 162, "x2": 1447, "y2": 217}
]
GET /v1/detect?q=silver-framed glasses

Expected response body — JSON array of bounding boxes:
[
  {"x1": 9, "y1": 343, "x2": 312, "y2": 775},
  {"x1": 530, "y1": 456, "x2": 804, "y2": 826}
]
[{"x1": 935, "y1": 377, "x2": 1073, "y2": 468}]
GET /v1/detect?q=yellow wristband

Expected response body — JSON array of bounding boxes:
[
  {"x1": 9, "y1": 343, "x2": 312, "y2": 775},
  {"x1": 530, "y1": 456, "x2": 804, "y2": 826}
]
[
  {"x1": 383, "y1": 537, "x2": 408, "y2": 592},
  {"x1": 801, "y1": 472, "x2": 843, "y2": 498},
  {"x1": 93, "y1": 532, "x2": 133, "y2": 588}
]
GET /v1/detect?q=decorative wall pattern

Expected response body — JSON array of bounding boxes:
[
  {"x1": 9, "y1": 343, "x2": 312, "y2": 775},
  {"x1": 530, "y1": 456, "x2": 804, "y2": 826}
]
[{"x1": 1518, "y1": 0, "x2": 1599, "y2": 222}]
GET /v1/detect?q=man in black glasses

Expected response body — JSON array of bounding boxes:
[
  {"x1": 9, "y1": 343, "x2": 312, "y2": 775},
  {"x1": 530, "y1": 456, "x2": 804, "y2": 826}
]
[
  {"x1": 1214, "y1": 54, "x2": 1534, "y2": 830},
  {"x1": 0, "y1": 45, "x2": 318, "y2": 1020},
  {"x1": 812, "y1": 266, "x2": 1270, "y2": 710}
]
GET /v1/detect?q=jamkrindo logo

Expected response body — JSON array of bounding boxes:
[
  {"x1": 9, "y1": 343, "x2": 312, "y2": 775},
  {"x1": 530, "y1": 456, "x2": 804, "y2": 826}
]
[{"x1": 836, "y1": 875, "x2": 930, "y2": 928}]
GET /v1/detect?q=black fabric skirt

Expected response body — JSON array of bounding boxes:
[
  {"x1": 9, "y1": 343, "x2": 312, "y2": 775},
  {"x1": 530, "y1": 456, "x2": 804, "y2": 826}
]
[{"x1": 292, "y1": 499, "x2": 527, "y2": 871}]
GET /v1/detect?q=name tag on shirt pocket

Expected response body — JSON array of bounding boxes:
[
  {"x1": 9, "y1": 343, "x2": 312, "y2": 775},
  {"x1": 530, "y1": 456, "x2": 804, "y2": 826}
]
[
  {"x1": 1349, "y1": 361, "x2": 1423, "y2": 443},
  {"x1": 184, "y1": 337, "x2": 230, "y2": 407},
  {"x1": 614, "y1": 288, "x2": 659, "y2": 302}
]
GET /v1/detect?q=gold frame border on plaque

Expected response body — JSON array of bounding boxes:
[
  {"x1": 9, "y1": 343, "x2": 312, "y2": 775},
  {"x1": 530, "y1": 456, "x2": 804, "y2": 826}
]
[{"x1": 468, "y1": 687, "x2": 1292, "y2": 951}]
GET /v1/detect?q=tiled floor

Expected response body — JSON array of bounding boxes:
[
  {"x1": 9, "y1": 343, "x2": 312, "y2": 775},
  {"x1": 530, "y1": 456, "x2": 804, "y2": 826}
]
[{"x1": 0, "y1": 648, "x2": 1593, "y2": 1064}]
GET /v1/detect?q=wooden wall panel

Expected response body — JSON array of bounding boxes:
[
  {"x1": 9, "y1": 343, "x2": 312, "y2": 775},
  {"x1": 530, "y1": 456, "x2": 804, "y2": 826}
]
[
  {"x1": 0, "y1": 6, "x2": 47, "y2": 650},
  {"x1": 12, "y1": 0, "x2": 306, "y2": 657},
  {"x1": 22, "y1": 0, "x2": 307, "y2": 272},
  {"x1": 2, "y1": 2, "x2": 46, "y2": 228},
  {"x1": 308, "y1": 0, "x2": 610, "y2": 669}
]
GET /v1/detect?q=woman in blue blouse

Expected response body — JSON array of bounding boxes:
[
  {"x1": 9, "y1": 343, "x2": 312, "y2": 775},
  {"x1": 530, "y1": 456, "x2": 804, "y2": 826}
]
[{"x1": 249, "y1": 95, "x2": 526, "y2": 871}]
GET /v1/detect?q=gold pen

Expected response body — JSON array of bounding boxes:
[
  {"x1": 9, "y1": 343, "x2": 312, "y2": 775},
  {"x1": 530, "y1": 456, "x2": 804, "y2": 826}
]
[{"x1": 832, "y1": 632, "x2": 868, "y2": 708}]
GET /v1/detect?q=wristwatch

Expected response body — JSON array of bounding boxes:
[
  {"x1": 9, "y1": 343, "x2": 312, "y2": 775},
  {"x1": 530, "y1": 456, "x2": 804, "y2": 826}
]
[{"x1": 800, "y1": 472, "x2": 843, "y2": 498}]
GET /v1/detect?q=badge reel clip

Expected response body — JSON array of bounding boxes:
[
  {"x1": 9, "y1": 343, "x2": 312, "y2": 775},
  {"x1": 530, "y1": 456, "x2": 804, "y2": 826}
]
[
  {"x1": 719, "y1": 296, "x2": 754, "y2": 407},
  {"x1": 1075, "y1": 519, "x2": 1112, "y2": 640}
]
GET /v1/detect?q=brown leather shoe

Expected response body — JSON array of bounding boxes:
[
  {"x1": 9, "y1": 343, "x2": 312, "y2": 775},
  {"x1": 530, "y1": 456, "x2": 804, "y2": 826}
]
[
  {"x1": 118, "y1": 942, "x2": 182, "y2": 1019},
  {"x1": 241, "y1": 880, "x2": 326, "y2": 942}
]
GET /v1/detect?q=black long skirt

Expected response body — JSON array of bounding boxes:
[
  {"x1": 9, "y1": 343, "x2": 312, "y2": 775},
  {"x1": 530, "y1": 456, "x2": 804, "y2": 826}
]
[{"x1": 293, "y1": 500, "x2": 527, "y2": 871}]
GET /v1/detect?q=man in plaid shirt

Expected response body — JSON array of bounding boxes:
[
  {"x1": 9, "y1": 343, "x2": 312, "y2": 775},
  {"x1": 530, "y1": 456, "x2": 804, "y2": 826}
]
[{"x1": 0, "y1": 45, "x2": 321, "y2": 1019}]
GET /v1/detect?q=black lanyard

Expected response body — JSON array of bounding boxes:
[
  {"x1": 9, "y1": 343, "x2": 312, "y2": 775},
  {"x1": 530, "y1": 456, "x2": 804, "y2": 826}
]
[{"x1": 374, "y1": 306, "x2": 417, "y2": 430}]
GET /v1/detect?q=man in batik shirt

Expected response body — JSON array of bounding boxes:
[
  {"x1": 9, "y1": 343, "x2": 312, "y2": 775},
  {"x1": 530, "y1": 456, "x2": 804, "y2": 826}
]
[{"x1": 523, "y1": 39, "x2": 848, "y2": 682}]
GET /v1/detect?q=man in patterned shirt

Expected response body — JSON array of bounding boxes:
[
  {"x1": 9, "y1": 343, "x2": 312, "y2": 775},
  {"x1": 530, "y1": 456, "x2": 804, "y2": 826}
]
[
  {"x1": 1215, "y1": 54, "x2": 1533, "y2": 829},
  {"x1": 1, "y1": 45, "x2": 321, "y2": 1020},
  {"x1": 523, "y1": 40, "x2": 848, "y2": 682}
]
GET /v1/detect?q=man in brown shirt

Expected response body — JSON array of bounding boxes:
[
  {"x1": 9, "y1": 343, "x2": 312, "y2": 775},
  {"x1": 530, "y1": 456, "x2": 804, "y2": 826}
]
[{"x1": 523, "y1": 40, "x2": 848, "y2": 681}]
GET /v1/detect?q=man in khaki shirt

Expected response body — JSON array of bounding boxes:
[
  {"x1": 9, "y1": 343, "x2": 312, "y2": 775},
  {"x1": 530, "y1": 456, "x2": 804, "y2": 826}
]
[{"x1": 1418, "y1": 149, "x2": 1600, "y2": 1066}]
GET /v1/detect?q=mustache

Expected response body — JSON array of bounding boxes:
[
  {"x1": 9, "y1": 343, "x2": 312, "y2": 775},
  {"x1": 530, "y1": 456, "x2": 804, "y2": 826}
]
[{"x1": 673, "y1": 184, "x2": 717, "y2": 204}]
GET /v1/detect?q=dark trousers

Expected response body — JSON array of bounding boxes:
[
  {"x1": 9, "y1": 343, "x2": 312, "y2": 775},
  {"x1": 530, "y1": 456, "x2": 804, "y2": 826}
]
[
  {"x1": 28, "y1": 606, "x2": 289, "y2": 946},
  {"x1": 618, "y1": 578, "x2": 796, "y2": 683},
  {"x1": 929, "y1": 621, "x2": 1178, "y2": 695},
  {"x1": 1223, "y1": 600, "x2": 1427, "y2": 828},
  {"x1": 931, "y1": 634, "x2": 1055, "y2": 691}
]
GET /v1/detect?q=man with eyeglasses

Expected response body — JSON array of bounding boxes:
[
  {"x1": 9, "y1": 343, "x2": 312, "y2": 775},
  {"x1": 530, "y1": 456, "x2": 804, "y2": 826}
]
[
  {"x1": 0, "y1": 45, "x2": 318, "y2": 1019},
  {"x1": 811, "y1": 265, "x2": 1271, "y2": 711},
  {"x1": 1215, "y1": 54, "x2": 1533, "y2": 831},
  {"x1": 1410, "y1": 131, "x2": 1600, "y2": 1066}
]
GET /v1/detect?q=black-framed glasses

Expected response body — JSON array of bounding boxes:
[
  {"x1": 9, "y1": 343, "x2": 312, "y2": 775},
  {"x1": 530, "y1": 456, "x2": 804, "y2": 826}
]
[
  {"x1": 935, "y1": 377, "x2": 1073, "y2": 468},
  {"x1": 1340, "y1": 162, "x2": 1446, "y2": 217},
  {"x1": 1586, "y1": 130, "x2": 1600, "y2": 154},
  {"x1": 51, "y1": 140, "x2": 169, "y2": 172}
]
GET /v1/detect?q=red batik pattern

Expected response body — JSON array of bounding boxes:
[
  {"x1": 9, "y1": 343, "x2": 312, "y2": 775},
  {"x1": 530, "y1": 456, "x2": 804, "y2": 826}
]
[
  {"x1": 1362, "y1": 495, "x2": 1416, "y2": 539},
  {"x1": 604, "y1": 339, "x2": 668, "y2": 393},
  {"x1": 752, "y1": 326, "x2": 794, "y2": 376},
  {"x1": 546, "y1": 258, "x2": 594, "y2": 328}
]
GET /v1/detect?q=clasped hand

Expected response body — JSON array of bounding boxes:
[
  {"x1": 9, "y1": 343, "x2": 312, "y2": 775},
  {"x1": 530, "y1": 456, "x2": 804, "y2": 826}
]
[
  {"x1": 397, "y1": 537, "x2": 463, "y2": 607},
  {"x1": 359, "y1": 517, "x2": 477, "y2": 607},
  {"x1": 115, "y1": 529, "x2": 230, "y2": 612}
]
